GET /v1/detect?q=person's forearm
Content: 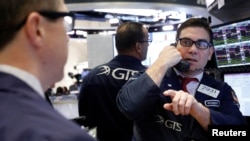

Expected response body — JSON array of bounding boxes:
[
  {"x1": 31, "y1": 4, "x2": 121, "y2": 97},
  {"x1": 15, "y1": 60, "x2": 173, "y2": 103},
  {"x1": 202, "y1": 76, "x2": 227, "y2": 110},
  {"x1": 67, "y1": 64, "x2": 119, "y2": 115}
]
[
  {"x1": 190, "y1": 102, "x2": 211, "y2": 130},
  {"x1": 146, "y1": 59, "x2": 169, "y2": 87}
]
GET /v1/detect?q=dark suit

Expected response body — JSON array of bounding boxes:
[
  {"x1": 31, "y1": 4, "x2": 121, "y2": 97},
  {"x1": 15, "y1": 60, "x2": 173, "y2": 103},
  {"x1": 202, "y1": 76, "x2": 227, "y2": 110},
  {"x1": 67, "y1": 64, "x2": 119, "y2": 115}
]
[
  {"x1": 117, "y1": 68, "x2": 247, "y2": 141},
  {"x1": 78, "y1": 55, "x2": 147, "y2": 141},
  {"x1": 0, "y1": 72, "x2": 96, "y2": 141}
]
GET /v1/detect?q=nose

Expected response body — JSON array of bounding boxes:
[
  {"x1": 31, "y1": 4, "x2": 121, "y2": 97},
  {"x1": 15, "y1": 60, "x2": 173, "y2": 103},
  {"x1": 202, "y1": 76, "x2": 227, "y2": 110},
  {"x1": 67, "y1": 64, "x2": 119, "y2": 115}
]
[
  {"x1": 188, "y1": 43, "x2": 198, "y2": 54},
  {"x1": 190, "y1": 42, "x2": 199, "y2": 49}
]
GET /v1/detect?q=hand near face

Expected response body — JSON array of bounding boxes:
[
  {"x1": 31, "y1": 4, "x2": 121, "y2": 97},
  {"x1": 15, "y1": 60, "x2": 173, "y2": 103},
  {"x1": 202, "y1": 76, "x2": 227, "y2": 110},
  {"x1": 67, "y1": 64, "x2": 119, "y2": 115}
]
[
  {"x1": 157, "y1": 46, "x2": 182, "y2": 68},
  {"x1": 163, "y1": 89, "x2": 199, "y2": 115}
]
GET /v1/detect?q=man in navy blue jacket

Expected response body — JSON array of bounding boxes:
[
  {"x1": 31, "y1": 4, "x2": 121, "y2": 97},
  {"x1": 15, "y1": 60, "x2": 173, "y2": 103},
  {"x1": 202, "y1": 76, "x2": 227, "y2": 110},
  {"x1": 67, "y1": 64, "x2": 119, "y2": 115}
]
[
  {"x1": 78, "y1": 22, "x2": 149, "y2": 141},
  {"x1": 116, "y1": 18, "x2": 247, "y2": 141},
  {"x1": 0, "y1": 0, "x2": 96, "y2": 141}
]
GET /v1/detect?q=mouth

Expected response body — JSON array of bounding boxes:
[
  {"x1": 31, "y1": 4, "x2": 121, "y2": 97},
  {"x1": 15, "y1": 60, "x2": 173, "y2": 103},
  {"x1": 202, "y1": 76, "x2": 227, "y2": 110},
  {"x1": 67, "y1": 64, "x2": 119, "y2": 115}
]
[{"x1": 185, "y1": 58, "x2": 197, "y2": 63}]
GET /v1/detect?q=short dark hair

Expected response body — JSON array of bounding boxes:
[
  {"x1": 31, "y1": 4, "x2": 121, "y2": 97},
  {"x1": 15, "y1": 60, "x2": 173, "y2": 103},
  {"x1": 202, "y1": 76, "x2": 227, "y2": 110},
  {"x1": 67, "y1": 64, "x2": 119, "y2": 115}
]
[
  {"x1": 176, "y1": 18, "x2": 214, "y2": 45},
  {"x1": 115, "y1": 21, "x2": 146, "y2": 53},
  {"x1": 0, "y1": 0, "x2": 60, "y2": 50}
]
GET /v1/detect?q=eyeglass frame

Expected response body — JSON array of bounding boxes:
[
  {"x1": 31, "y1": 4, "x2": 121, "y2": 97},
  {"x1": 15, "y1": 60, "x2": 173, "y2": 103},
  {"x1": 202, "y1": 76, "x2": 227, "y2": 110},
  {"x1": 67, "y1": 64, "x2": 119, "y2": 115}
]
[
  {"x1": 14, "y1": 11, "x2": 75, "y2": 32},
  {"x1": 177, "y1": 37, "x2": 213, "y2": 50},
  {"x1": 138, "y1": 39, "x2": 152, "y2": 44}
]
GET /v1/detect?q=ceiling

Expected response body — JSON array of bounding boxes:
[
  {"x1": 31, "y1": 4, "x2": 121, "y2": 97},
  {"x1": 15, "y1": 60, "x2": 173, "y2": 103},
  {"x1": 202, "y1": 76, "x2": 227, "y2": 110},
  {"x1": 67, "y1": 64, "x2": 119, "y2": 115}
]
[
  {"x1": 66, "y1": 2, "x2": 223, "y2": 25},
  {"x1": 65, "y1": 1, "x2": 226, "y2": 37},
  {"x1": 73, "y1": 9, "x2": 191, "y2": 26},
  {"x1": 207, "y1": 0, "x2": 250, "y2": 24}
]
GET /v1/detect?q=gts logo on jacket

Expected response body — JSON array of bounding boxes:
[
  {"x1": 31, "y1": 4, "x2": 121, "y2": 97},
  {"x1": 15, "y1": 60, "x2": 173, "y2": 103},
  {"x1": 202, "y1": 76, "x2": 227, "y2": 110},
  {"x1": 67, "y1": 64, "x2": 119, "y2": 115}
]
[
  {"x1": 155, "y1": 115, "x2": 182, "y2": 132},
  {"x1": 97, "y1": 65, "x2": 139, "y2": 80}
]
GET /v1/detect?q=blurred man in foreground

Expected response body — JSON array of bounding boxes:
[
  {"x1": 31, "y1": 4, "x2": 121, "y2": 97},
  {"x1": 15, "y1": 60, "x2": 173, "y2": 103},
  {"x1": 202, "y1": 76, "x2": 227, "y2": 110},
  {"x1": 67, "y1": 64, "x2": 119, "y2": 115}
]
[{"x1": 0, "y1": 0, "x2": 96, "y2": 141}]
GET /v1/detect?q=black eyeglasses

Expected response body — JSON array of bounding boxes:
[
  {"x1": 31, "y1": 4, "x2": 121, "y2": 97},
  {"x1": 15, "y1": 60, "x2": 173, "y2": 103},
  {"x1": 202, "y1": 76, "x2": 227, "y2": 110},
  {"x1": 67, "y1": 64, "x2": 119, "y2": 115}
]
[
  {"x1": 138, "y1": 39, "x2": 152, "y2": 44},
  {"x1": 15, "y1": 11, "x2": 75, "y2": 32},
  {"x1": 177, "y1": 38, "x2": 212, "y2": 50}
]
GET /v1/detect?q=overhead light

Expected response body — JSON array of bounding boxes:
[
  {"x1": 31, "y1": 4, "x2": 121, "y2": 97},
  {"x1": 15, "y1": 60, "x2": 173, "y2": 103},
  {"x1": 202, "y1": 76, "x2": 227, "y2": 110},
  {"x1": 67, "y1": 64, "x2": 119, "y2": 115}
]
[
  {"x1": 98, "y1": 31, "x2": 116, "y2": 35},
  {"x1": 162, "y1": 25, "x2": 174, "y2": 31},
  {"x1": 105, "y1": 14, "x2": 114, "y2": 19},
  {"x1": 94, "y1": 9, "x2": 162, "y2": 17},
  {"x1": 67, "y1": 30, "x2": 75, "y2": 35},
  {"x1": 76, "y1": 30, "x2": 87, "y2": 37},
  {"x1": 109, "y1": 18, "x2": 120, "y2": 24}
]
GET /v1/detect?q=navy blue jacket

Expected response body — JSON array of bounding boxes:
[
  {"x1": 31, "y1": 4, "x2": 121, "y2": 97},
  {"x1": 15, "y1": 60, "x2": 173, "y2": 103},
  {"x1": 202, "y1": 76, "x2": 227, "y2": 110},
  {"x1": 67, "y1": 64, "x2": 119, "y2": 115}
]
[
  {"x1": 0, "y1": 72, "x2": 96, "y2": 141},
  {"x1": 78, "y1": 55, "x2": 147, "y2": 141},
  {"x1": 116, "y1": 68, "x2": 246, "y2": 141}
]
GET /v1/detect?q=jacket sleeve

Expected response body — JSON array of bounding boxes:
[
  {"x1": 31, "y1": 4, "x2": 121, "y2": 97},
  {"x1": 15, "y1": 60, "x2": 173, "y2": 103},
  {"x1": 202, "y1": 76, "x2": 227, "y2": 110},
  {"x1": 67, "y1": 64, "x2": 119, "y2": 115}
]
[
  {"x1": 209, "y1": 82, "x2": 247, "y2": 125},
  {"x1": 116, "y1": 72, "x2": 161, "y2": 121}
]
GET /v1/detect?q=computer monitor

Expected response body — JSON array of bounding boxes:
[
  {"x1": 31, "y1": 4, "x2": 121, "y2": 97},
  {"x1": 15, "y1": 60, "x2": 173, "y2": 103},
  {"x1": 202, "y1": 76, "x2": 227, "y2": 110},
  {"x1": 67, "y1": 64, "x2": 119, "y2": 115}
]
[
  {"x1": 223, "y1": 72, "x2": 250, "y2": 116},
  {"x1": 212, "y1": 17, "x2": 250, "y2": 68}
]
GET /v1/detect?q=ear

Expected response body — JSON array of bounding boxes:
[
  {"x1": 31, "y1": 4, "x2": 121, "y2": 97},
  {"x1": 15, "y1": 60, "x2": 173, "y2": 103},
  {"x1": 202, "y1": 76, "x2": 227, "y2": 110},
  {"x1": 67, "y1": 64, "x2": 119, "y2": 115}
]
[
  {"x1": 24, "y1": 12, "x2": 44, "y2": 48},
  {"x1": 135, "y1": 42, "x2": 142, "y2": 53}
]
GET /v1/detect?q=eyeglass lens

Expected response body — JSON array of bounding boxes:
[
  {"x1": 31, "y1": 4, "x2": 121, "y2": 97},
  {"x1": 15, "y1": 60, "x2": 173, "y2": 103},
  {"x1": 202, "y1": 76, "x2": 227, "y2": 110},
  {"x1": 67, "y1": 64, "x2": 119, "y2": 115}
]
[
  {"x1": 179, "y1": 38, "x2": 209, "y2": 49},
  {"x1": 63, "y1": 16, "x2": 73, "y2": 32}
]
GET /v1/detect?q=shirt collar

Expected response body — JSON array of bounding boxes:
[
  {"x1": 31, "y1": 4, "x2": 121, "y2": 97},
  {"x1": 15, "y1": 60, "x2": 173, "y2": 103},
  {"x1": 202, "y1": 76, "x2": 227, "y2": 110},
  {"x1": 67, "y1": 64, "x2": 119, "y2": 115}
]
[{"x1": 0, "y1": 65, "x2": 44, "y2": 98}]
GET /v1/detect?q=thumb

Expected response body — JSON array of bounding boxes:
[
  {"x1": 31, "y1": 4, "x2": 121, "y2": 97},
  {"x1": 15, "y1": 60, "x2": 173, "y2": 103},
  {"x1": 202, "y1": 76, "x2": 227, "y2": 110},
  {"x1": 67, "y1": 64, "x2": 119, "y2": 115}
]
[{"x1": 163, "y1": 103, "x2": 173, "y2": 111}]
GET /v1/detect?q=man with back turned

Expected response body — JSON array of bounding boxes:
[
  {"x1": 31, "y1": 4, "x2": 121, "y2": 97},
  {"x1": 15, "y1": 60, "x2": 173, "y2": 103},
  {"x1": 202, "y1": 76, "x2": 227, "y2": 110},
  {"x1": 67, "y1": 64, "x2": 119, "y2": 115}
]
[{"x1": 78, "y1": 21, "x2": 150, "y2": 141}]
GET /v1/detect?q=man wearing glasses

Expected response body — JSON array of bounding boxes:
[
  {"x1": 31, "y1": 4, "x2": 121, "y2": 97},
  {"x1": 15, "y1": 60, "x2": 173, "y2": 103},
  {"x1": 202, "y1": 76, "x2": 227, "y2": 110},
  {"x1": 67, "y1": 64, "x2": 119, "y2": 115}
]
[
  {"x1": 78, "y1": 21, "x2": 149, "y2": 141},
  {"x1": 116, "y1": 18, "x2": 247, "y2": 141},
  {"x1": 0, "y1": 0, "x2": 96, "y2": 141}
]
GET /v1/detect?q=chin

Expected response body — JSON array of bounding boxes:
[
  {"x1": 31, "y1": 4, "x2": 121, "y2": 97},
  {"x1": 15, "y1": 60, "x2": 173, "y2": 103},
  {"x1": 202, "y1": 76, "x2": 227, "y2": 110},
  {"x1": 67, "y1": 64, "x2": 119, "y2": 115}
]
[{"x1": 190, "y1": 67, "x2": 203, "y2": 73}]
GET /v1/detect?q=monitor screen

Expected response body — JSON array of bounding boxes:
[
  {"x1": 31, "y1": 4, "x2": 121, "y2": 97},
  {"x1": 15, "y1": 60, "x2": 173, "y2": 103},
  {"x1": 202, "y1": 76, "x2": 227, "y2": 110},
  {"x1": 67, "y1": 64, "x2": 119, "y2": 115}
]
[
  {"x1": 212, "y1": 18, "x2": 250, "y2": 68},
  {"x1": 223, "y1": 72, "x2": 250, "y2": 116}
]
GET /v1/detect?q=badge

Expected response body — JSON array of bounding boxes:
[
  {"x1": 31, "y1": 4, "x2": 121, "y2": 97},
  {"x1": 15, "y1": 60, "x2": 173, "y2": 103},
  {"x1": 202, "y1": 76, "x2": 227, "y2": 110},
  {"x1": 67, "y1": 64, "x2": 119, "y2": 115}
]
[
  {"x1": 197, "y1": 84, "x2": 220, "y2": 98},
  {"x1": 204, "y1": 100, "x2": 220, "y2": 107}
]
